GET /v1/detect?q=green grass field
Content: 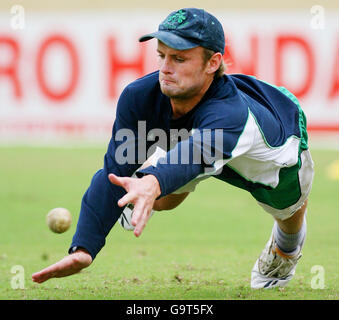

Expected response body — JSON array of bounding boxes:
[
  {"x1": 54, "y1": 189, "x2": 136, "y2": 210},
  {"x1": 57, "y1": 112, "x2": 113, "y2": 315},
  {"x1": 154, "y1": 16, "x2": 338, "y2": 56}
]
[{"x1": 0, "y1": 146, "x2": 338, "y2": 300}]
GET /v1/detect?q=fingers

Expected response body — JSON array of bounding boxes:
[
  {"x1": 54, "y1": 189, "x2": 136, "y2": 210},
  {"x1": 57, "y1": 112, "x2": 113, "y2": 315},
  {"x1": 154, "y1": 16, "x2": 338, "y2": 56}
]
[
  {"x1": 117, "y1": 192, "x2": 136, "y2": 207},
  {"x1": 131, "y1": 203, "x2": 152, "y2": 237},
  {"x1": 32, "y1": 269, "x2": 57, "y2": 283},
  {"x1": 32, "y1": 251, "x2": 92, "y2": 284},
  {"x1": 32, "y1": 260, "x2": 63, "y2": 283},
  {"x1": 108, "y1": 174, "x2": 134, "y2": 207},
  {"x1": 108, "y1": 173, "x2": 158, "y2": 236},
  {"x1": 108, "y1": 173, "x2": 129, "y2": 189},
  {"x1": 108, "y1": 173, "x2": 132, "y2": 206}
]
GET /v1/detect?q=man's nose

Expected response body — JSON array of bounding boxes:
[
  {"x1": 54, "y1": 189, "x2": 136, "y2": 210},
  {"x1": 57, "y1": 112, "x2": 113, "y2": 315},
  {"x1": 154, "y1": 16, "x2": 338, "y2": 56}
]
[{"x1": 160, "y1": 56, "x2": 173, "y2": 74}]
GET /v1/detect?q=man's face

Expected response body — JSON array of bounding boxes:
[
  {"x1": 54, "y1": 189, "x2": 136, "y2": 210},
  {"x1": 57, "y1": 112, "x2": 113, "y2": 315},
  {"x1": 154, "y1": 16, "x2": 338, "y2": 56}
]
[{"x1": 157, "y1": 41, "x2": 210, "y2": 100}]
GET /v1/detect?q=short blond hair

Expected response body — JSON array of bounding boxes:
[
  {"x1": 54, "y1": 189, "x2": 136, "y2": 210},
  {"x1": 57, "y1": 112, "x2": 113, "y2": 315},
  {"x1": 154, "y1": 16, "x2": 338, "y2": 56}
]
[{"x1": 202, "y1": 48, "x2": 226, "y2": 78}]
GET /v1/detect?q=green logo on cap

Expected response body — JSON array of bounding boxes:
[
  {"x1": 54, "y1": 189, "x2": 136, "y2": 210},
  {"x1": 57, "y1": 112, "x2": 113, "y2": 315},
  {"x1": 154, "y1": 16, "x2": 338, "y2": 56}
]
[{"x1": 163, "y1": 10, "x2": 188, "y2": 29}]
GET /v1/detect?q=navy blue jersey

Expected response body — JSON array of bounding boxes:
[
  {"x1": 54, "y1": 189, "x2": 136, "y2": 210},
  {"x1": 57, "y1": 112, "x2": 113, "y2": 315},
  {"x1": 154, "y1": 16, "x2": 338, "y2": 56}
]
[{"x1": 70, "y1": 71, "x2": 308, "y2": 260}]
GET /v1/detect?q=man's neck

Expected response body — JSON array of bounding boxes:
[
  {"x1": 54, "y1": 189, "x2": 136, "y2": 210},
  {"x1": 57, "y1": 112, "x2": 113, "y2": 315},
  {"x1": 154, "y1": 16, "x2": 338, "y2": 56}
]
[{"x1": 170, "y1": 78, "x2": 213, "y2": 120}]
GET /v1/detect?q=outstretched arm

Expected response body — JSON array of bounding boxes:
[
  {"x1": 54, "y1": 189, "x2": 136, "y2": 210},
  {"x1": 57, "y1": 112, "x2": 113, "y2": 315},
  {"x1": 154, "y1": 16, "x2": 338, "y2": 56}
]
[{"x1": 31, "y1": 87, "x2": 141, "y2": 283}]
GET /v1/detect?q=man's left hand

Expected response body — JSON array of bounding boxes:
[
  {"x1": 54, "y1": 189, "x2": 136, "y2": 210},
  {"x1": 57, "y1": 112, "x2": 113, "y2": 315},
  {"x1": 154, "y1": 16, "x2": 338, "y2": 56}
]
[{"x1": 108, "y1": 173, "x2": 161, "y2": 237}]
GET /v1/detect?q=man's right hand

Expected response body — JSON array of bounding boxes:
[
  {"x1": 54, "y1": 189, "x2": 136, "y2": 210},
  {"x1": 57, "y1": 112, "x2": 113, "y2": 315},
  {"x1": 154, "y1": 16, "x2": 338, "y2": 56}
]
[{"x1": 32, "y1": 248, "x2": 92, "y2": 284}]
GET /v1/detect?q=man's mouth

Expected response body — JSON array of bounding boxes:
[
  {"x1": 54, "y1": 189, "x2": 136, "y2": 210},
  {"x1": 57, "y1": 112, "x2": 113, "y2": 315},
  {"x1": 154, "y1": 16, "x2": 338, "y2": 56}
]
[{"x1": 161, "y1": 79, "x2": 176, "y2": 85}]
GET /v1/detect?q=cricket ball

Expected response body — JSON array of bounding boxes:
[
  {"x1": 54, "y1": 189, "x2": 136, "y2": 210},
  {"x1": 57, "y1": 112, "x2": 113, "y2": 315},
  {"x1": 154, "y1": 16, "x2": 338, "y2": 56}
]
[{"x1": 46, "y1": 207, "x2": 72, "y2": 233}]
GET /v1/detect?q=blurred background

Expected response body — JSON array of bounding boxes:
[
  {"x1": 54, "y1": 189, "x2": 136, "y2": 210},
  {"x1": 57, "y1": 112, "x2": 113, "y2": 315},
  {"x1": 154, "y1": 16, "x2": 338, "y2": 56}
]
[{"x1": 0, "y1": 0, "x2": 338, "y2": 146}]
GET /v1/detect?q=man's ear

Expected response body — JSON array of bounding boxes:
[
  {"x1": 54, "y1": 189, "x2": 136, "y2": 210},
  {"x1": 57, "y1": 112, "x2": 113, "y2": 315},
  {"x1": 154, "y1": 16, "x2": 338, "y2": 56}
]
[{"x1": 206, "y1": 52, "x2": 223, "y2": 75}]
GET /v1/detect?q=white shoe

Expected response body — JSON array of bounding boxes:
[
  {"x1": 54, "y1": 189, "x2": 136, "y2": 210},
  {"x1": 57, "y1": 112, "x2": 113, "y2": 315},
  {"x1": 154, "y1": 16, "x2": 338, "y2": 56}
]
[
  {"x1": 118, "y1": 204, "x2": 154, "y2": 231},
  {"x1": 251, "y1": 234, "x2": 303, "y2": 289}
]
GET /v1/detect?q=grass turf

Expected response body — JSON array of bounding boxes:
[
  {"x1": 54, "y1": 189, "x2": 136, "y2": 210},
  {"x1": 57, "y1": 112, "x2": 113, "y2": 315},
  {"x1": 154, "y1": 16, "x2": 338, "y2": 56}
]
[{"x1": 0, "y1": 146, "x2": 338, "y2": 300}]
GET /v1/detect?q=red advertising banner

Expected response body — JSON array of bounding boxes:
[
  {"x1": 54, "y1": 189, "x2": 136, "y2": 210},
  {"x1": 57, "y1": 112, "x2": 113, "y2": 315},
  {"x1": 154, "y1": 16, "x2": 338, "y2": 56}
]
[{"x1": 0, "y1": 10, "x2": 338, "y2": 142}]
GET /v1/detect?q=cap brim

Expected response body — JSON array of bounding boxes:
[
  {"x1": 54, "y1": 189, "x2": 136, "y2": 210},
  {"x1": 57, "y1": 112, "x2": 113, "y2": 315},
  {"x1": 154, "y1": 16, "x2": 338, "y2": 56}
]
[{"x1": 139, "y1": 31, "x2": 199, "y2": 51}]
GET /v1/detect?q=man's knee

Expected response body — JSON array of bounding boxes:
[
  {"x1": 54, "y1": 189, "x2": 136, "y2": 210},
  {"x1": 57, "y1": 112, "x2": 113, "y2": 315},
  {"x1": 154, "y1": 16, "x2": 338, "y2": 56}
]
[{"x1": 275, "y1": 199, "x2": 308, "y2": 234}]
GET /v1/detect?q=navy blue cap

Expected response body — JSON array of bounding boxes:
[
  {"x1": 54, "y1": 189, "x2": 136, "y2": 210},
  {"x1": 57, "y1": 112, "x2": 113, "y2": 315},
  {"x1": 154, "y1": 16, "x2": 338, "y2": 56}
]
[{"x1": 139, "y1": 8, "x2": 225, "y2": 55}]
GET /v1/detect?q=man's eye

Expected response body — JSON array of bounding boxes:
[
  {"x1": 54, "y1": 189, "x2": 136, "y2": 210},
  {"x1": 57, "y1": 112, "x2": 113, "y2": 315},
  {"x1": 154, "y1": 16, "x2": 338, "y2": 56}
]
[{"x1": 175, "y1": 57, "x2": 185, "y2": 62}]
